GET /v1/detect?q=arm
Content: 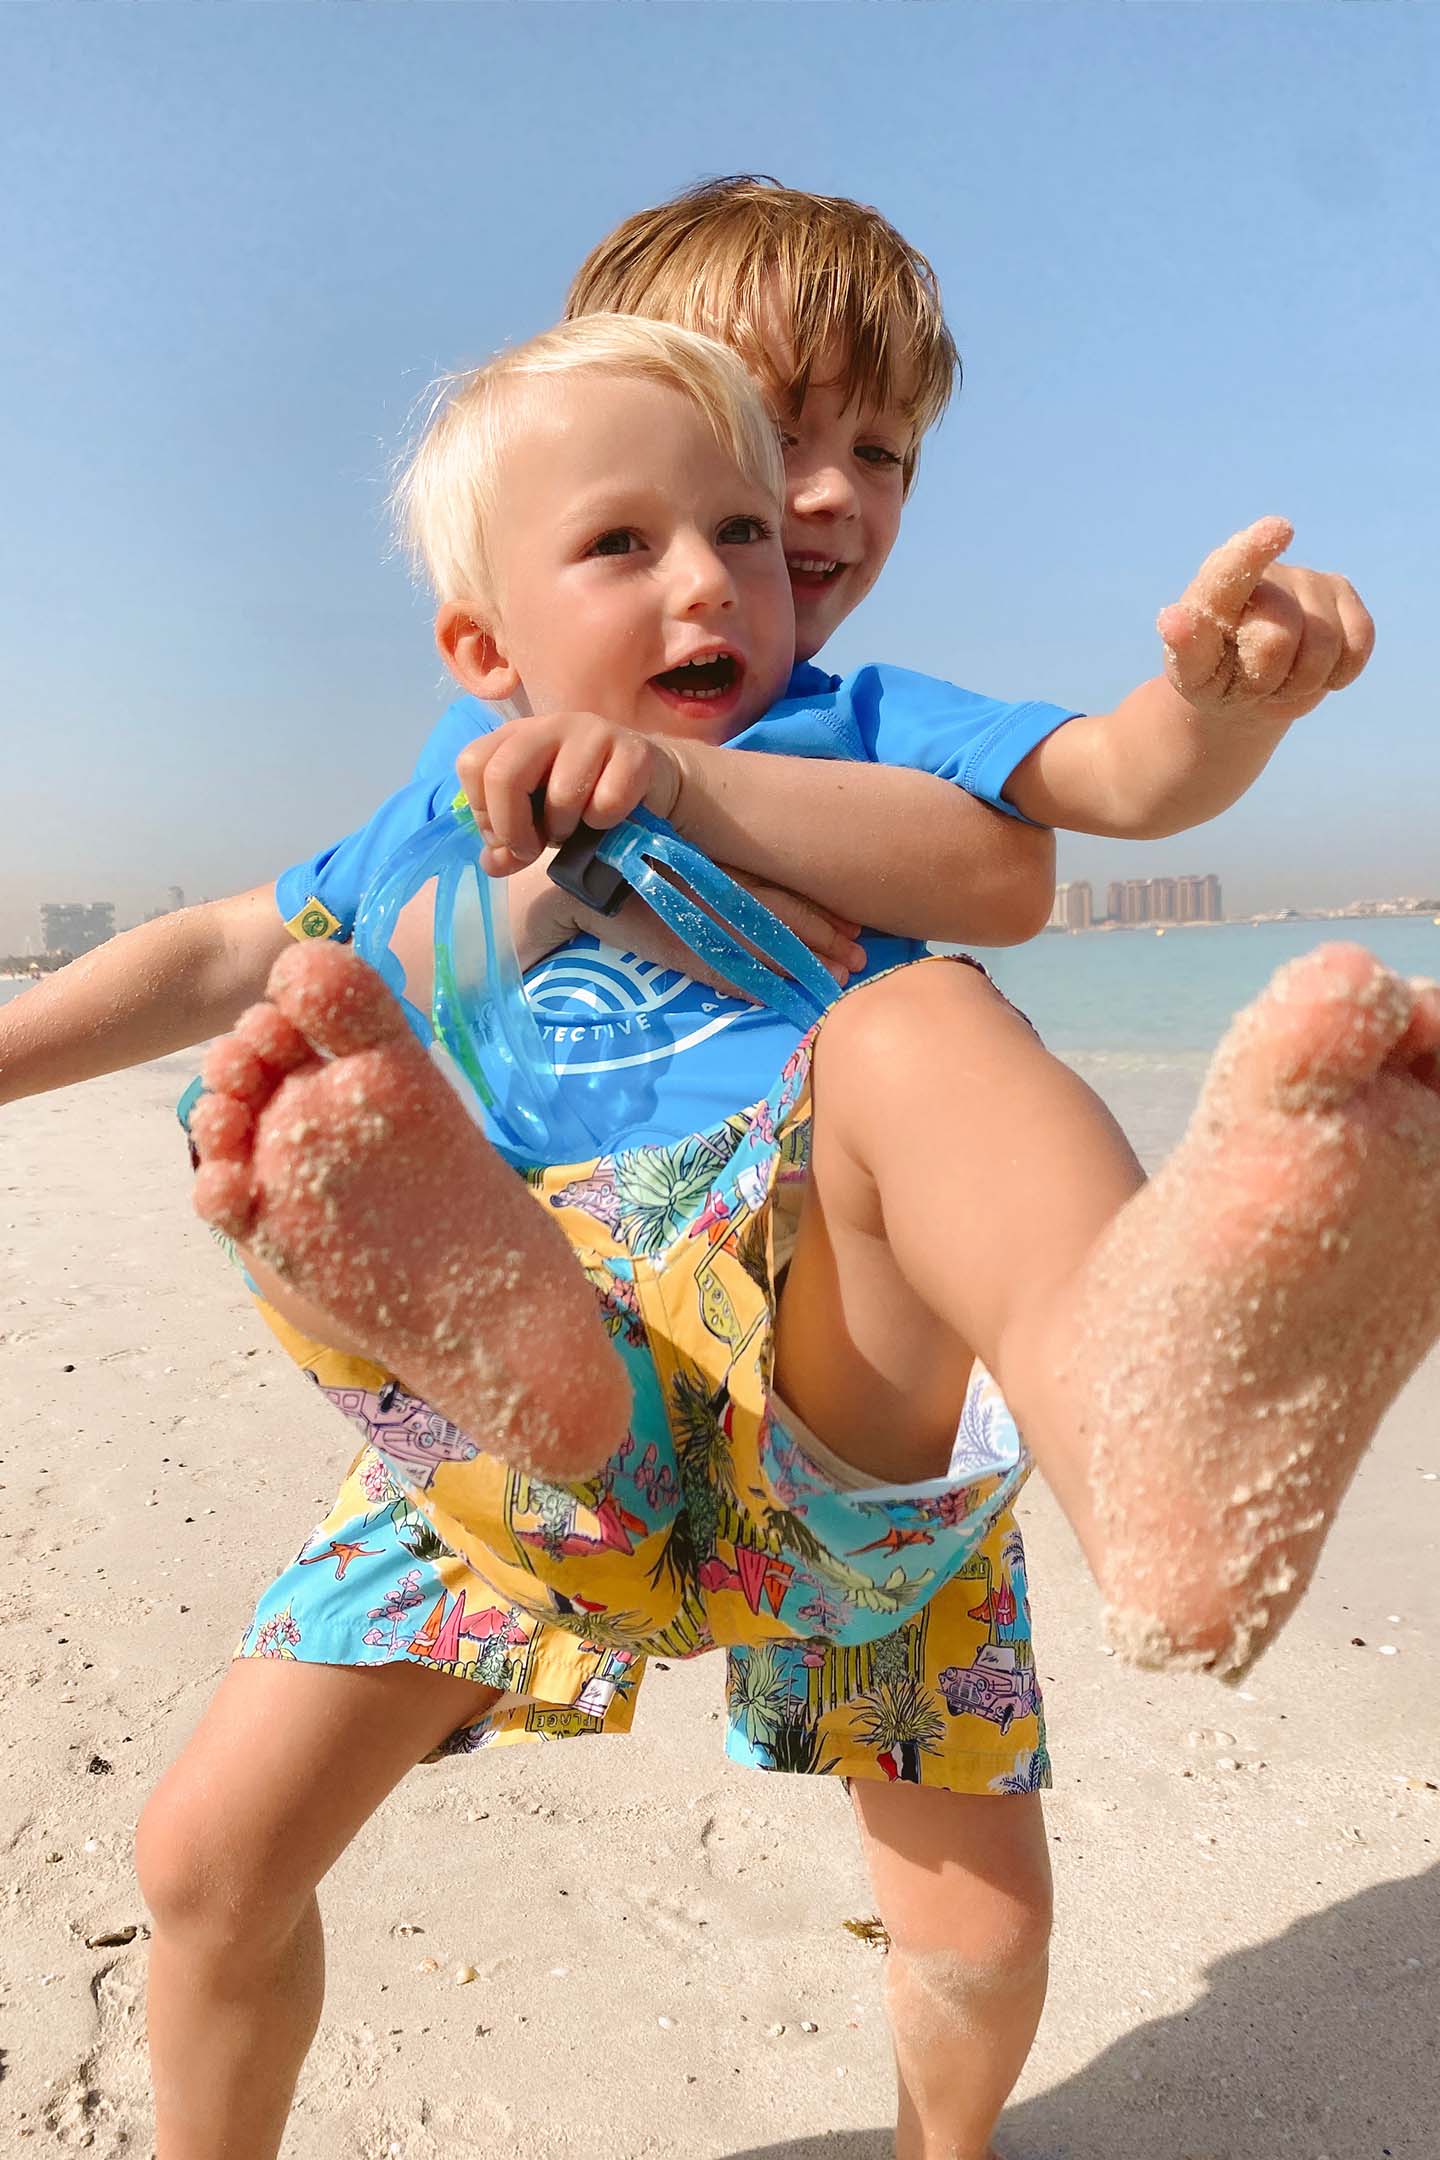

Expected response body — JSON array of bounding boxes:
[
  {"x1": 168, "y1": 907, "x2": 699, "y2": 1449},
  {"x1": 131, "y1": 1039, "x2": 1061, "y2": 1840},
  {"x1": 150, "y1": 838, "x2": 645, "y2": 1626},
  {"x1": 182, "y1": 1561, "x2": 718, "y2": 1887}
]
[
  {"x1": 0, "y1": 886, "x2": 289, "y2": 1107},
  {"x1": 664, "y1": 746, "x2": 1056, "y2": 947},
  {"x1": 1003, "y1": 674, "x2": 1292, "y2": 839},
  {"x1": 1004, "y1": 519, "x2": 1376, "y2": 839},
  {"x1": 463, "y1": 726, "x2": 1056, "y2": 951}
]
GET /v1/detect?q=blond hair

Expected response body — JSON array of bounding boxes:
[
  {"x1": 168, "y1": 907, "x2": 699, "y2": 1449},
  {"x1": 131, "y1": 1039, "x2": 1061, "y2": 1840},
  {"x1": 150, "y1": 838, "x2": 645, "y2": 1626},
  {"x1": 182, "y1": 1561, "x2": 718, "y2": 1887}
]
[
  {"x1": 394, "y1": 313, "x2": 784, "y2": 613},
  {"x1": 566, "y1": 175, "x2": 959, "y2": 493}
]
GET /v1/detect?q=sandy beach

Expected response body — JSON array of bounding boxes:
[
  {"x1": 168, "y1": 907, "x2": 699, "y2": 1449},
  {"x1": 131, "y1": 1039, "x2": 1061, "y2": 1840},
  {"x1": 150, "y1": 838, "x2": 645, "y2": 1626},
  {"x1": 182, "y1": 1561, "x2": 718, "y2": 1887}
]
[{"x1": 3, "y1": 1051, "x2": 1437, "y2": 2158}]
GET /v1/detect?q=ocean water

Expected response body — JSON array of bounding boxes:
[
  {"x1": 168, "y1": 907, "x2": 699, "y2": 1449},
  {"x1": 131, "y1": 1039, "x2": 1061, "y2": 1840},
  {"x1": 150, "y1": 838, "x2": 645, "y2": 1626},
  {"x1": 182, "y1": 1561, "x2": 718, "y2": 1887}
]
[
  {"x1": 6, "y1": 916, "x2": 1436, "y2": 1166},
  {"x1": 966, "y1": 917, "x2": 1440, "y2": 1058},
  {"x1": 963, "y1": 916, "x2": 1440, "y2": 1165}
]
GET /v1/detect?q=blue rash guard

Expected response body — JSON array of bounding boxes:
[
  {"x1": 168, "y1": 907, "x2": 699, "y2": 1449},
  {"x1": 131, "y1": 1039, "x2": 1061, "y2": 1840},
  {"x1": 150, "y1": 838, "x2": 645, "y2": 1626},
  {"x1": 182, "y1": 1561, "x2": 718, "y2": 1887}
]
[{"x1": 274, "y1": 662, "x2": 1076, "y2": 1150}]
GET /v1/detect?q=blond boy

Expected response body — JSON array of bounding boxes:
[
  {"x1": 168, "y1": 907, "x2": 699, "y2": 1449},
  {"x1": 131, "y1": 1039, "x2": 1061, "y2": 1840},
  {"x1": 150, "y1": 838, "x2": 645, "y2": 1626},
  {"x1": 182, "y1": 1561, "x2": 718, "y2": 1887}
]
[{"x1": 179, "y1": 315, "x2": 1438, "y2": 2160}]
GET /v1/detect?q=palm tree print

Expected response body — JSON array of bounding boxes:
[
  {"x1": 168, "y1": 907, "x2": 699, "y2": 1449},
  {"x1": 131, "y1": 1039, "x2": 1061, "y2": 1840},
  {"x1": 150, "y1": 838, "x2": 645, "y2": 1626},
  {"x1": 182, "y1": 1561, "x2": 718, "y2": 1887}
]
[
  {"x1": 849, "y1": 1672, "x2": 946, "y2": 1783},
  {"x1": 397, "y1": 1512, "x2": 451, "y2": 1565},
  {"x1": 617, "y1": 1137, "x2": 725, "y2": 1257},
  {"x1": 989, "y1": 1744, "x2": 1052, "y2": 1794},
  {"x1": 728, "y1": 1642, "x2": 793, "y2": 1750},
  {"x1": 766, "y1": 1710, "x2": 840, "y2": 1777}
]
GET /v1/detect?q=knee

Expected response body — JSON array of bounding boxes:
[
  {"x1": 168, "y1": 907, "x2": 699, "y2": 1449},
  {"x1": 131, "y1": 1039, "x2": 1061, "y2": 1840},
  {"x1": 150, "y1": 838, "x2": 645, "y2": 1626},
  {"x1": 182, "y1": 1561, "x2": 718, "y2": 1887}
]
[
  {"x1": 818, "y1": 960, "x2": 1012, "y2": 1098},
  {"x1": 136, "y1": 1770, "x2": 307, "y2": 1957},
  {"x1": 887, "y1": 1875, "x2": 1054, "y2": 2007}
]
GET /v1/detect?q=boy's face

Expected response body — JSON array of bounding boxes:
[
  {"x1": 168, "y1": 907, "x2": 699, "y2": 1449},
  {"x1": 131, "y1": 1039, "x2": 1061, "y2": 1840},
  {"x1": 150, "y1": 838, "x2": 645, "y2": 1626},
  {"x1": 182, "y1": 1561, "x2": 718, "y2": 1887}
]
[
  {"x1": 767, "y1": 329, "x2": 912, "y2": 663},
  {"x1": 473, "y1": 375, "x2": 794, "y2": 741},
  {"x1": 780, "y1": 376, "x2": 909, "y2": 661}
]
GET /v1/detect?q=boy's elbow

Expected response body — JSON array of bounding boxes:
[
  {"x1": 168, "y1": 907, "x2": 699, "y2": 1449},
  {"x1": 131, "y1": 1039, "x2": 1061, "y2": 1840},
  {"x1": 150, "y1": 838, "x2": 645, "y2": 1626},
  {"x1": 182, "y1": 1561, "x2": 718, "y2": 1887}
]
[{"x1": 964, "y1": 823, "x2": 1057, "y2": 946}]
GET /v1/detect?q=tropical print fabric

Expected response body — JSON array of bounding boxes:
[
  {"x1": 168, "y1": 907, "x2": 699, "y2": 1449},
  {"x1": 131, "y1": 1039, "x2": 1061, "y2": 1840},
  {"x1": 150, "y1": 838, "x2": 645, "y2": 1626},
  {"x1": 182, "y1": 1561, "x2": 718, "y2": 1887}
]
[{"x1": 238, "y1": 961, "x2": 1051, "y2": 1791}]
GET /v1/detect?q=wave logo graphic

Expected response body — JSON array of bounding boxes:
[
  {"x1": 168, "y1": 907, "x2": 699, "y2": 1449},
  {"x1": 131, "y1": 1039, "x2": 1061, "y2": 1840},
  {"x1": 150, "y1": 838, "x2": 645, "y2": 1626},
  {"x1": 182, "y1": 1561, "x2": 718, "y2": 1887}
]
[
  {"x1": 524, "y1": 944, "x2": 745, "y2": 1074},
  {"x1": 526, "y1": 945, "x2": 699, "y2": 1022}
]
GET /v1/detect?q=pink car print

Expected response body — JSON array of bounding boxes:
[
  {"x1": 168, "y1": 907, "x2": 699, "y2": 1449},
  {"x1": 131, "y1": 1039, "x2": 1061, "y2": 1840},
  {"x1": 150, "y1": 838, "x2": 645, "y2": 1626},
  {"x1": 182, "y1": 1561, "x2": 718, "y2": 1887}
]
[{"x1": 937, "y1": 1645, "x2": 1039, "y2": 1734}]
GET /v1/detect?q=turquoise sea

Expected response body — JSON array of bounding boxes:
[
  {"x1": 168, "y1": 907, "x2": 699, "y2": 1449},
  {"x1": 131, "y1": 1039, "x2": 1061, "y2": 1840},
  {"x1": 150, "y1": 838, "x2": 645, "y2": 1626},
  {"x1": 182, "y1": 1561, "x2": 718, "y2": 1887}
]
[
  {"x1": 966, "y1": 917, "x2": 1440, "y2": 1058},
  {"x1": 964, "y1": 916, "x2": 1440, "y2": 1165}
]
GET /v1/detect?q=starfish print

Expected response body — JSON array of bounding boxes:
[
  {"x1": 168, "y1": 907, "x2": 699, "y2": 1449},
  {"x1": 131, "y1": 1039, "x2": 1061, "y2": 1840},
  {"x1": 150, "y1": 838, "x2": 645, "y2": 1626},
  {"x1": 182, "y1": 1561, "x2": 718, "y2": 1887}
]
[
  {"x1": 847, "y1": 1523, "x2": 936, "y2": 1558},
  {"x1": 299, "y1": 1537, "x2": 379, "y2": 1581}
]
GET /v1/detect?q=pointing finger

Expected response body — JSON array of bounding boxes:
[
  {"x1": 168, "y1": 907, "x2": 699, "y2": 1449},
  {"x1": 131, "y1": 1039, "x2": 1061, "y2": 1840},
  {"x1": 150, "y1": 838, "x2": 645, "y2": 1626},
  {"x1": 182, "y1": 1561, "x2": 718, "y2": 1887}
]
[{"x1": 1176, "y1": 515, "x2": 1296, "y2": 630}]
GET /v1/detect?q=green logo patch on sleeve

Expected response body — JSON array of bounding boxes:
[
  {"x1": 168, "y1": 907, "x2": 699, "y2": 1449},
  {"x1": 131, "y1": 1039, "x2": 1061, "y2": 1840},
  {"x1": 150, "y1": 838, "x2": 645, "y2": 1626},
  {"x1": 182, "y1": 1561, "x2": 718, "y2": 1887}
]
[{"x1": 286, "y1": 898, "x2": 342, "y2": 942}]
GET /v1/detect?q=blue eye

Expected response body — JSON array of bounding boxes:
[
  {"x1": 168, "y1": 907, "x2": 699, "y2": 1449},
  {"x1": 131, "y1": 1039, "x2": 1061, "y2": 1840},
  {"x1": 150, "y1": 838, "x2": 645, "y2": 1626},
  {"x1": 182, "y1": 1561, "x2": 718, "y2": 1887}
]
[
  {"x1": 718, "y1": 514, "x2": 773, "y2": 545},
  {"x1": 590, "y1": 529, "x2": 638, "y2": 556}
]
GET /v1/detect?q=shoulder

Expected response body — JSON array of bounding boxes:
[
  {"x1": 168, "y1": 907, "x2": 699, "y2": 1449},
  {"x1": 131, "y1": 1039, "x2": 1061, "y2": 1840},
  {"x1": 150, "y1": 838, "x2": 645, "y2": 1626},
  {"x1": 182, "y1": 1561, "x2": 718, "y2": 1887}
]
[{"x1": 411, "y1": 694, "x2": 502, "y2": 783}]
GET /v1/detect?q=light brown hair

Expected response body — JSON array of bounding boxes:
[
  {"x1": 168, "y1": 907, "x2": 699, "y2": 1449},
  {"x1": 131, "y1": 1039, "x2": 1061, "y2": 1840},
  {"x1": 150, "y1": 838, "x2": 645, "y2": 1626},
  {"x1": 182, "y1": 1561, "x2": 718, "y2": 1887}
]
[{"x1": 566, "y1": 174, "x2": 960, "y2": 492}]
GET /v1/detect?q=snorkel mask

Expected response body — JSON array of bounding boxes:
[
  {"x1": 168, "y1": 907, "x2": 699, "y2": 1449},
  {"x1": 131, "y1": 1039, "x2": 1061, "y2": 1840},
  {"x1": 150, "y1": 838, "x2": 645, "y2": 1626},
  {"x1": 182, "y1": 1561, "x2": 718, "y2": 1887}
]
[{"x1": 353, "y1": 795, "x2": 839, "y2": 1168}]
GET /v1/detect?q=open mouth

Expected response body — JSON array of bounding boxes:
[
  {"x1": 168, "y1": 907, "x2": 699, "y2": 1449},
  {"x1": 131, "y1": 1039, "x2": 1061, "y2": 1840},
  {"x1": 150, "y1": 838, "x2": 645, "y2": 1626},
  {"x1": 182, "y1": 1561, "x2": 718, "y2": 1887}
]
[
  {"x1": 786, "y1": 555, "x2": 847, "y2": 589},
  {"x1": 650, "y1": 652, "x2": 743, "y2": 702}
]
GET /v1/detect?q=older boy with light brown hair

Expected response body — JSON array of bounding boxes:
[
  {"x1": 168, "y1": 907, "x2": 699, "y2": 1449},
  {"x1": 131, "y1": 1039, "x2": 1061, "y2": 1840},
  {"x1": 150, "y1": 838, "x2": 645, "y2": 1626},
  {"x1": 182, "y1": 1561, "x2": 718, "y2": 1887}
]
[{"x1": 5, "y1": 182, "x2": 1383, "y2": 2160}]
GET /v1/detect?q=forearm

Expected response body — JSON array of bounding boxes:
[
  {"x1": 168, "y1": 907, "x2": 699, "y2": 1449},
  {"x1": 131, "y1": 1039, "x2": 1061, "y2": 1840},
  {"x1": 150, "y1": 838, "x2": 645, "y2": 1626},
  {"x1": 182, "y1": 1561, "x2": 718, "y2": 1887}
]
[
  {"x1": 665, "y1": 747, "x2": 1055, "y2": 946},
  {"x1": 1007, "y1": 677, "x2": 1292, "y2": 839},
  {"x1": 0, "y1": 886, "x2": 288, "y2": 1106}
]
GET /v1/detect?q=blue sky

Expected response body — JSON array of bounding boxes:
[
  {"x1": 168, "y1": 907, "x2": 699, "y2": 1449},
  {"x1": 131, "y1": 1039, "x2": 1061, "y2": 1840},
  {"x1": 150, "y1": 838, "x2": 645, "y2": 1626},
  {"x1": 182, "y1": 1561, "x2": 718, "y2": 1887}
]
[{"x1": 2, "y1": 3, "x2": 1436, "y2": 950}]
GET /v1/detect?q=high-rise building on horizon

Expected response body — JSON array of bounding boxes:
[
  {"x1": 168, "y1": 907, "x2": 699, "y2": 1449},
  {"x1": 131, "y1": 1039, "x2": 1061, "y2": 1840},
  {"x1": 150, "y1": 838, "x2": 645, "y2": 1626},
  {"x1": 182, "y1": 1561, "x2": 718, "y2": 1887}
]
[
  {"x1": 41, "y1": 901, "x2": 115, "y2": 957},
  {"x1": 1097, "y1": 873, "x2": 1223, "y2": 925},
  {"x1": 1177, "y1": 874, "x2": 1223, "y2": 923},
  {"x1": 1148, "y1": 876, "x2": 1178, "y2": 924},
  {"x1": 1050, "y1": 879, "x2": 1093, "y2": 931}
]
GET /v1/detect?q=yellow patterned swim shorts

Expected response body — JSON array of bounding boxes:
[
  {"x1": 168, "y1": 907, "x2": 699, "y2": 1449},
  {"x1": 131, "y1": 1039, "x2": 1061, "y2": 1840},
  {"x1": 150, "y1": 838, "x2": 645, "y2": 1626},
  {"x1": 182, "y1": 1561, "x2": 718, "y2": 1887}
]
[{"x1": 237, "y1": 978, "x2": 1051, "y2": 1794}]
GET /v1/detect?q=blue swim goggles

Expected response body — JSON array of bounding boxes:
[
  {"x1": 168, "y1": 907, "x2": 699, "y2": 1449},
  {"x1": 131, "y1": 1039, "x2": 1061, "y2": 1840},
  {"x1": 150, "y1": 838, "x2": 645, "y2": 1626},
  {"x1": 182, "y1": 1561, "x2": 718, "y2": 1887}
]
[{"x1": 354, "y1": 794, "x2": 839, "y2": 1168}]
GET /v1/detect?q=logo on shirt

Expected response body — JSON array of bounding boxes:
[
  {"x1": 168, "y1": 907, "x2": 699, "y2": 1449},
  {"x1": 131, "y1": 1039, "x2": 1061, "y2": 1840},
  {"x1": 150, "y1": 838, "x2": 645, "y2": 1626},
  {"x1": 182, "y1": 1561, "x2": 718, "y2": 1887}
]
[{"x1": 525, "y1": 942, "x2": 744, "y2": 1073}]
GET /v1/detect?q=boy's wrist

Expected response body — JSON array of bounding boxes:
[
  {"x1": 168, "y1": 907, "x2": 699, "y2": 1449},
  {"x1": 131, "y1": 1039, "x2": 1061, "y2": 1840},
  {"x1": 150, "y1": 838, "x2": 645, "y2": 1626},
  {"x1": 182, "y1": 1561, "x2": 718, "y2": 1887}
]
[{"x1": 642, "y1": 737, "x2": 694, "y2": 827}]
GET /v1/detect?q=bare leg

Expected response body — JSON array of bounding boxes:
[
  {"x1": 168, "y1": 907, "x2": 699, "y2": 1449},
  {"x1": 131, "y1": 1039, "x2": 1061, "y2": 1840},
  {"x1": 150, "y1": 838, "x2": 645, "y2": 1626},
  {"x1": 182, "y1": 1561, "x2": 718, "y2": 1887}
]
[
  {"x1": 189, "y1": 942, "x2": 631, "y2": 1479},
  {"x1": 775, "y1": 973, "x2": 1109, "y2": 2160},
  {"x1": 852, "y1": 1786, "x2": 1052, "y2": 2160},
  {"x1": 137, "y1": 1657, "x2": 496, "y2": 2160},
  {"x1": 778, "y1": 944, "x2": 1440, "y2": 1672},
  {"x1": 196, "y1": 943, "x2": 1440, "y2": 1667}
]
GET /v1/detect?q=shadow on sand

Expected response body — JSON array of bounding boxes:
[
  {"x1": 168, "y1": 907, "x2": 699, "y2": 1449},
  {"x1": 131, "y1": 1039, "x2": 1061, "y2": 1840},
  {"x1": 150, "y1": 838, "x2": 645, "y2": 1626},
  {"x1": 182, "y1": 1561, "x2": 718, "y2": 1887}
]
[{"x1": 726, "y1": 1862, "x2": 1439, "y2": 2159}]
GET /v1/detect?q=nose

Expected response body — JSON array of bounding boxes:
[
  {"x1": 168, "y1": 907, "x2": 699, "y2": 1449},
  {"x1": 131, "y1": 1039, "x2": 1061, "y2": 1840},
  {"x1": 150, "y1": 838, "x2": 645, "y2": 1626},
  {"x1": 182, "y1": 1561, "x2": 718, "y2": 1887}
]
[
  {"x1": 670, "y1": 535, "x2": 735, "y2": 614},
  {"x1": 788, "y1": 454, "x2": 859, "y2": 523}
]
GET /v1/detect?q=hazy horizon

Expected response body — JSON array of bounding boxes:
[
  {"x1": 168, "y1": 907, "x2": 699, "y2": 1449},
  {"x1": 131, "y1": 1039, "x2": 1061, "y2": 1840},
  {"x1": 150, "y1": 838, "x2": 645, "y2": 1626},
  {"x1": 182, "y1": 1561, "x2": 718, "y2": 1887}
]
[{"x1": 4, "y1": 6, "x2": 1437, "y2": 955}]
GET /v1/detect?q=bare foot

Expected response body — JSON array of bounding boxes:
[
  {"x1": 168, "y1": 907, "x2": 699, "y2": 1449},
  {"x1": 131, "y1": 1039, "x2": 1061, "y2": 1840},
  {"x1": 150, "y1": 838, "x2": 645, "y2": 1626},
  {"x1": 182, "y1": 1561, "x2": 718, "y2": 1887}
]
[
  {"x1": 190, "y1": 942, "x2": 631, "y2": 1480},
  {"x1": 1051, "y1": 944, "x2": 1440, "y2": 1675}
]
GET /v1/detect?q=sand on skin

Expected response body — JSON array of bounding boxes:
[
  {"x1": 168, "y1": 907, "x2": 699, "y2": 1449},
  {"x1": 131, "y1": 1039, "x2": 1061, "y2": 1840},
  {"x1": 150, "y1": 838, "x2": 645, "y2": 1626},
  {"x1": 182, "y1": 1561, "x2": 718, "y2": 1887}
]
[{"x1": 2, "y1": 1055, "x2": 1437, "y2": 2157}]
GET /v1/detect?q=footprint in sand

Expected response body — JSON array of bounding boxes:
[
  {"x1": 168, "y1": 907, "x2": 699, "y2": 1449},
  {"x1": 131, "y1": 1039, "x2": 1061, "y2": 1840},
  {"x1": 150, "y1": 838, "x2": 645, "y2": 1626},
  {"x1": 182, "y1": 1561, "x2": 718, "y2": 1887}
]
[{"x1": 43, "y1": 1954, "x2": 148, "y2": 2153}]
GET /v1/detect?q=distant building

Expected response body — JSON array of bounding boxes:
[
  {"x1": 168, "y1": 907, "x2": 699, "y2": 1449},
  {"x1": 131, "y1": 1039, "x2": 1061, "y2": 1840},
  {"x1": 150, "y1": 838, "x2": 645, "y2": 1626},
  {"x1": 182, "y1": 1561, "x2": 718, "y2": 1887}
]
[
  {"x1": 1049, "y1": 879, "x2": 1093, "y2": 931},
  {"x1": 1148, "y1": 876, "x2": 1178, "y2": 924},
  {"x1": 41, "y1": 901, "x2": 114, "y2": 957},
  {"x1": 1098, "y1": 872, "x2": 1223, "y2": 925},
  {"x1": 144, "y1": 885, "x2": 187, "y2": 925},
  {"x1": 1177, "y1": 874, "x2": 1223, "y2": 924}
]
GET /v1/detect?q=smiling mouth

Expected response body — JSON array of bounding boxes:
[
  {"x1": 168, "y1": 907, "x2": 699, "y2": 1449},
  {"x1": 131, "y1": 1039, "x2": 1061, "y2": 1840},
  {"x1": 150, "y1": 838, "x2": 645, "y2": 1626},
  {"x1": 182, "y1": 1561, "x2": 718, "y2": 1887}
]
[
  {"x1": 651, "y1": 653, "x2": 743, "y2": 700},
  {"x1": 786, "y1": 555, "x2": 846, "y2": 585}
]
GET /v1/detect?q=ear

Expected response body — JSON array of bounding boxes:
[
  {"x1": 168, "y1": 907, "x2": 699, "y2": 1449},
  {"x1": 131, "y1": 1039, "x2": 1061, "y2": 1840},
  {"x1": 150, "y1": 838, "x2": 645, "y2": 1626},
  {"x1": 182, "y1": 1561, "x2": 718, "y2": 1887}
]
[{"x1": 435, "y1": 603, "x2": 521, "y2": 704}]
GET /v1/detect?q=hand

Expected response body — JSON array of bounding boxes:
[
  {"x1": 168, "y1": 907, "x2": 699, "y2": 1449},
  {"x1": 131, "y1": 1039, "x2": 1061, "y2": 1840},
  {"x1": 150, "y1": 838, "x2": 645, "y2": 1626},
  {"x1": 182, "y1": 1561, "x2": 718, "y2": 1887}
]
[
  {"x1": 508, "y1": 854, "x2": 867, "y2": 995},
  {"x1": 456, "y1": 713, "x2": 684, "y2": 876},
  {"x1": 1156, "y1": 518, "x2": 1375, "y2": 726}
]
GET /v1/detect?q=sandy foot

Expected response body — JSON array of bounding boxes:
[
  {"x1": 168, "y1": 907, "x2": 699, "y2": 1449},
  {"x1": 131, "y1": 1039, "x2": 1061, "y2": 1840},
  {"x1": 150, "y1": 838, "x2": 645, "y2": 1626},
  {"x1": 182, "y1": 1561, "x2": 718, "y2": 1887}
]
[
  {"x1": 189, "y1": 942, "x2": 631, "y2": 1480},
  {"x1": 1061, "y1": 943, "x2": 1440, "y2": 1676}
]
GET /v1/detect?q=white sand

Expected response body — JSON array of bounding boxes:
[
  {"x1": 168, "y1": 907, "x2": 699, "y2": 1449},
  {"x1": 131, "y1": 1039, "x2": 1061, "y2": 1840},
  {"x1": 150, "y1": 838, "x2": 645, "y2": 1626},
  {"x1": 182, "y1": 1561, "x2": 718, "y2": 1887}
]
[{"x1": 2, "y1": 1055, "x2": 1437, "y2": 2157}]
